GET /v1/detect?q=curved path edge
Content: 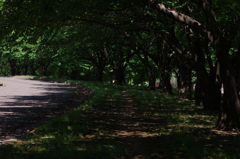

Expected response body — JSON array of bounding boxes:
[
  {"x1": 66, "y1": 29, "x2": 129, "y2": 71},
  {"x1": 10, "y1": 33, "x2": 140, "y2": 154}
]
[{"x1": 0, "y1": 77, "x2": 94, "y2": 145}]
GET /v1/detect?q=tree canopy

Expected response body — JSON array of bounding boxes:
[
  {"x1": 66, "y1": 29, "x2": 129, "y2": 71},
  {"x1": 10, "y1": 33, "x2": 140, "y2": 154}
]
[{"x1": 1, "y1": 0, "x2": 240, "y2": 131}]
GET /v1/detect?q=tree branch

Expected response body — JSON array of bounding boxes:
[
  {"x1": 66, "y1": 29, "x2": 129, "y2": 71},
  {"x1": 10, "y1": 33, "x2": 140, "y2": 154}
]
[{"x1": 145, "y1": 0, "x2": 220, "y2": 43}]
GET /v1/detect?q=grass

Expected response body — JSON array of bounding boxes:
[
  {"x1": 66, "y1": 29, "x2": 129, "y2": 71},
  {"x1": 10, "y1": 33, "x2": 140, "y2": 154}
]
[
  {"x1": 0, "y1": 81, "x2": 125, "y2": 159},
  {"x1": 1, "y1": 80, "x2": 240, "y2": 158},
  {"x1": 10, "y1": 75, "x2": 37, "y2": 78},
  {"x1": 118, "y1": 85, "x2": 240, "y2": 159}
]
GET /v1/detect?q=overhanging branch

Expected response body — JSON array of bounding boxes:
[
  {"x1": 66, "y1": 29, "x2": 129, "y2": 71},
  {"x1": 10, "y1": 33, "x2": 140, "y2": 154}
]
[{"x1": 146, "y1": 0, "x2": 220, "y2": 43}]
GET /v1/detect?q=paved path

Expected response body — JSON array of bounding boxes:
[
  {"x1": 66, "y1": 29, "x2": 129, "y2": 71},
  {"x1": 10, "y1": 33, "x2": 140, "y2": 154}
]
[{"x1": 0, "y1": 77, "x2": 78, "y2": 144}]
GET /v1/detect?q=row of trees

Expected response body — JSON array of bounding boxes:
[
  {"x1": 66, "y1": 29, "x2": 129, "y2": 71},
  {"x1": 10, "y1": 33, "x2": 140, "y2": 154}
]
[{"x1": 1, "y1": 0, "x2": 240, "y2": 131}]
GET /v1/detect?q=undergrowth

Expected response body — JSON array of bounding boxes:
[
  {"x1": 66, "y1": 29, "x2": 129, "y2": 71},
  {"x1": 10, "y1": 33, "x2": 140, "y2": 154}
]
[
  {"x1": 0, "y1": 80, "x2": 125, "y2": 159},
  {"x1": 1, "y1": 79, "x2": 240, "y2": 159}
]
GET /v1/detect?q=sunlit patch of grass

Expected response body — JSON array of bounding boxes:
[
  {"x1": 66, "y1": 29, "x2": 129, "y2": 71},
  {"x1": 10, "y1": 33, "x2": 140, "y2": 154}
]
[
  {"x1": 0, "y1": 80, "x2": 126, "y2": 159},
  {"x1": 120, "y1": 85, "x2": 240, "y2": 159},
  {"x1": 12, "y1": 75, "x2": 37, "y2": 78},
  {"x1": 2, "y1": 80, "x2": 240, "y2": 159}
]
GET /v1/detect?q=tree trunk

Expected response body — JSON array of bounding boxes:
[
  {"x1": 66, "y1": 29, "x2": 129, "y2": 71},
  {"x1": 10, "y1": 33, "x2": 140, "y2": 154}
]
[
  {"x1": 89, "y1": 50, "x2": 108, "y2": 82},
  {"x1": 216, "y1": 77, "x2": 240, "y2": 130},
  {"x1": 145, "y1": 0, "x2": 238, "y2": 130},
  {"x1": 194, "y1": 79, "x2": 204, "y2": 106},
  {"x1": 113, "y1": 66, "x2": 125, "y2": 85},
  {"x1": 8, "y1": 58, "x2": 17, "y2": 76},
  {"x1": 194, "y1": 59, "x2": 221, "y2": 110},
  {"x1": 159, "y1": 70, "x2": 172, "y2": 94},
  {"x1": 147, "y1": 69, "x2": 156, "y2": 91},
  {"x1": 189, "y1": 37, "x2": 221, "y2": 110},
  {"x1": 94, "y1": 66, "x2": 104, "y2": 82},
  {"x1": 137, "y1": 51, "x2": 156, "y2": 91},
  {"x1": 216, "y1": 37, "x2": 240, "y2": 130},
  {"x1": 178, "y1": 69, "x2": 192, "y2": 99}
]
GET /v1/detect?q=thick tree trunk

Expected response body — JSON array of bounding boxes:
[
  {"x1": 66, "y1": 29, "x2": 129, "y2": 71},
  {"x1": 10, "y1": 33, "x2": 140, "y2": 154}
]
[
  {"x1": 189, "y1": 37, "x2": 221, "y2": 110},
  {"x1": 194, "y1": 80, "x2": 204, "y2": 106},
  {"x1": 194, "y1": 62, "x2": 221, "y2": 110},
  {"x1": 204, "y1": 82, "x2": 221, "y2": 110},
  {"x1": 90, "y1": 50, "x2": 107, "y2": 82},
  {"x1": 176, "y1": 64, "x2": 192, "y2": 99},
  {"x1": 145, "y1": 0, "x2": 238, "y2": 130},
  {"x1": 159, "y1": 70, "x2": 172, "y2": 94},
  {"x1": 113, "y1": 67, "x2": 125, "y2": 85},
  {"x1": 216, "y1": 38, "x2": 240, "y2": 130},
  {"x1": 136, "y1": 50, "x2": 156, "y2": 91},
  {"x1": 216, "y1": 76, "x2": 240, "y2": 130},
  {"x1": 155, "y1": 37, "x2": 173, "y2": 94},
  {"x1": 147, "y1": 70, "x2": 156, "y2": 91},
  {"x1": 164, "y1": 27, "x2": 192, "y2": 98},
  {"x1": 172, "y1": 62, "x2": 192, "y2": 99}
]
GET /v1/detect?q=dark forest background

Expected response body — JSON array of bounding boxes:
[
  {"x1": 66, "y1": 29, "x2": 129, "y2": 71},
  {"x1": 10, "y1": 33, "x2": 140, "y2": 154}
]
[{"x1": 1, "y1": 0, "x2": 240, "y2": 131}]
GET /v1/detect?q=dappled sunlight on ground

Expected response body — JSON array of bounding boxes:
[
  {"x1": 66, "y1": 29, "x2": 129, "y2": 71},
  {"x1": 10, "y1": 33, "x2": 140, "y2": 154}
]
[{"x1": 2, "y1": 84, "x2": 240, "y2": 159}]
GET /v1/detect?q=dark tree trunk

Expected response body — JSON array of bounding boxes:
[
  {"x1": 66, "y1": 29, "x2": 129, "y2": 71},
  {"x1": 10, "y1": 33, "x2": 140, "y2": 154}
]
[
  {"x1": 164, "y1": 27, "x2": 192, "y2": 98},
  {"x1": 41, "y1": 67, "x2": 47, "y2": 76},
  {"x1": 194, "y1": 62, "x2": 221, "y2": 110},
  {"x1": 204, "y1": 82, "x2": 221, "y2": 111},
  {"x1": 113, "y1": 66, "x2": 125, "y2": 85},
  {"x1": 41, "y1": 65, "x2": 48, "y2": 76},
  {"x1": 23, "y1": 63, "x2": 29, "y2": 75},
  {"x1": 124, "y1": 33, "x2": 157, "y2": 90},
  {"x1": 94, "y1": 66, "x2": 104, "y2": 82},
  {"x1": 10, "y1": 67, "x2": 16, "y2": 76},
  {"x1": 177, "y1": 67, "x2": 192, "y2": 99},
  {"x1": 15, "y1": 67, "x2": 21, "y2": 75},
  {"x1": 88, "y1": 49, "x2": 108, "y2": 82},
  {"x1": 144, "y1": 0, "x2": 239, "y2": 130},
  {"x1": 70, "y1": 69, "x2": 79, "y2": 80},
  {"x1": 216, "y1": 37, "x2": 240, "y2": 130},
  {"x1": 38, "y1": 60, "x2": 50, "y2": 76},
  {"x1": 8, "y1": 58, "x2": 17, "y2": 76},
  {"x1": 216, "y1": 77, "x2": 240, "y2": 130},
  {"x1": 189, "y1": 37, "x2": 221, "y2": 110},
  {"x1": 153, "y1": 36, "x2": 173, "y2": 94},
  {"x1": 137, "y1": 51, "x2": 156, "y2": 91},
  {"x1": 159, "y1": 70, "x2": 172, "y2": 94},
  {"x1": 194, "y1": 79, "x2": 204, "y2": 106},
  {"x1": 147, "y1": 69, "x2": 156, "y2": 91},
  {"x1": 194, "y1": 60, "x2": 221, "y2": 110},
  {"x1": 108, "y1": 50, "x2": 130, "y2": 86}
]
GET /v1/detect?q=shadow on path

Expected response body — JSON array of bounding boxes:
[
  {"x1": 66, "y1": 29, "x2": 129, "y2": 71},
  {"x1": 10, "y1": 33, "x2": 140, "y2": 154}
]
[
  {"x1": 86, "y1": 89, "x2": 240, "y2": 159},
  {"x1": 0, "y1": 78, "x2": 92, "y2": 144},
  {"x1": 90, "y1": 90, "x2": 165, "y2": 158},
  {"x1": 1, "y1": 83, "x2": 240, "y2": 159}
]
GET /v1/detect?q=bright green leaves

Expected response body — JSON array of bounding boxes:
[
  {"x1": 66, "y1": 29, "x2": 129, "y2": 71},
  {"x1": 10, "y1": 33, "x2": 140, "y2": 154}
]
[
  {"x1": 161, "y1": 0, "x2": 188, "y2": 9},
  {"x1": 0, "y1": 0, "x2": 239, "y2": 83},
  {"x1": 0, "y1": 1, "x2": 3, "y2": 11},
  {"x1": 214, "y1": 0, "x2": 240, "y2": 21}
]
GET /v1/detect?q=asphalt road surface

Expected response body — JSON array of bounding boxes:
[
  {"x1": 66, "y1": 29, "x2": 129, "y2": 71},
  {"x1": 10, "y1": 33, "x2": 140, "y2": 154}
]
[{"x1": 0, "y1": 77, "x2": 80, "y2": 144}]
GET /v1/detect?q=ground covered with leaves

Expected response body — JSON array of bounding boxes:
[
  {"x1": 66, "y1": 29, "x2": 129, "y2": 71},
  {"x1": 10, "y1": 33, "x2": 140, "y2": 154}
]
[{"x1": 0, "y1": 81, "x2": 240, "y2": 159}]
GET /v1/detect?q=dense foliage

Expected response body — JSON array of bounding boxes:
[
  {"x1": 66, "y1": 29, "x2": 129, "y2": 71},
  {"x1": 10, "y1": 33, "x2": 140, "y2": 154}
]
[{"x1": 1, "y1": 0, "x2": 240, "y2": 130}]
